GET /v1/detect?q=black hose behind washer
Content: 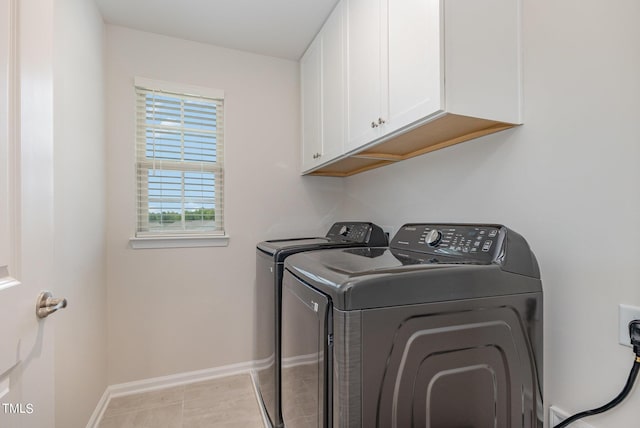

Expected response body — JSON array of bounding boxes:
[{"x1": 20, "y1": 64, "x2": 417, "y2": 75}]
[
  {"x1": 553, "y1": 358, "x2": 640, "y2": 428},
  {"x1": 554, "y1": 320, "x2": 640, "y2": 428}
]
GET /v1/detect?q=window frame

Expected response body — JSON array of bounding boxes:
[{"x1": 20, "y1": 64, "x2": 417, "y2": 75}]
[{"x1": 129, "y1": 77, "x2": 228, "y2": 249}]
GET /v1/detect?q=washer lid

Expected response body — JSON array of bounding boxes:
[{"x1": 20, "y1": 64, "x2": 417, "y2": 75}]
[
  {"x1": 285, "y1": 248, "x2": 540, "y2": 310},
  {"x1": 257, "y1": 237, "x2": 330, "y2": 257},
  {"x1": 257, "y1": 222, "x2": 388, "y2": 261},
  {"x1": 284, "y1": 224, "x2": 541, "y2": 310},
  {"x1": 257, "y1": 238, "x2": 387, "y2": 262}
]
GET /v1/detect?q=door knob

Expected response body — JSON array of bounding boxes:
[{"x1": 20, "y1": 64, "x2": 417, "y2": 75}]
[{"x1": 36, "y1": 291, "x2": 67, "y2": 319}]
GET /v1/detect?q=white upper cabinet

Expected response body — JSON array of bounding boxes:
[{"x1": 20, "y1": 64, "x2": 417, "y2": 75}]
[
  {"x1": 345, "y1": 0, "x2": 382, "y2": 150},
  {"x1": 300, "y1": 38, "x2": 322, "y2": 170},
  {"x1": 443, "y1": 0, "x2": 522, "y2": 124},
  {"x1": 300, "y1": 36, "x2": 322, "y2": 172},
  {"x1": 346, "y1": 0, "x2": 443, "y2": 152},
  {"x1": 303, "y1": 0, "x2": 523, "y2": 176},
  {"x1": 385, "y1": 0, "x2": 443, "y2": 134},
  {"x1": 300, "y1": 2, "x2": 346, "y2": 171},
  {"x1": 320, "y1": 2, "x2": 346, "y2": 162}
]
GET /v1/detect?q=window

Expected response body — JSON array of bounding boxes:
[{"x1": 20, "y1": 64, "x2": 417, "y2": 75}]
[{"x1": 134, "y1": 78, "x2": 225, "y2": 243}]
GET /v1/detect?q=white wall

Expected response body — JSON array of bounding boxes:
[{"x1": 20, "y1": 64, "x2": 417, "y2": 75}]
[
  {"x1": 339, "y1": 0, "x2": 640, "y2": 426},
  {"x1": 53, "y1": 0, "x2": 107, "y2": 426},
  {"x1": 105, "y1": 26, "x2": 344, "y2": 384},
  {"x1": 101, "y1": 2, "x2": 640, "y2": 425}
]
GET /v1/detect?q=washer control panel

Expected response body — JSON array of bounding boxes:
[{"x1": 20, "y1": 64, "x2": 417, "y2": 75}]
[
  {"x1": 325, "y1": 222, "x2": 388, "y2": 246},
  {"x1": 391, "y1": 223, "x2": 503, "y2": 262}
]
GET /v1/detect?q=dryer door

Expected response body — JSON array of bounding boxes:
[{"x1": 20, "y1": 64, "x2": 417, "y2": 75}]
[{"x1": 281, "y1": 271, "x2": 332, "y2": 428}]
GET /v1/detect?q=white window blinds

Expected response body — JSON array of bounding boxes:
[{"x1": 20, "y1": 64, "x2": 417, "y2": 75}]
[{"x1": 135, "y1": 79, "x2": 224, "y2": 236}]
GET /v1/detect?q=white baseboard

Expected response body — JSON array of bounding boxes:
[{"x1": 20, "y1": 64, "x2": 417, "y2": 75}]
[
  {"x1": 281, "y1": 352, "x2": 319, "y2": 368},
  {"x1": 85, "y1": 388, "x2": 110, "y2": 428},
  {"x1": 249, "y1": 370, "x2": 272, "y2": 428},
  {"x1": 86, "y1": 360, "x2": 256, "y2": 428},
  {"x1": 549, "y1": 406, "x2": 596, "y2": 428}
]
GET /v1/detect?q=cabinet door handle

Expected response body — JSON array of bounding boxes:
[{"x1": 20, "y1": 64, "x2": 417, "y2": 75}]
[
  {"x1": 371, "y1": 121, "x2": 378, "y2": 128},
  {"x1": 378, "y1": 117, "x2": 385, "y2": 125}
]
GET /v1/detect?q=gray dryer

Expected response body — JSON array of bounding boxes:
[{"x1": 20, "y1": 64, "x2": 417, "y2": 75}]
[
  {"x1": 281, "y1": 223, "x2": 543, "y2": 428},
  {"x1": 255, "y1": 222, "x2": 387, "y2": 428}
]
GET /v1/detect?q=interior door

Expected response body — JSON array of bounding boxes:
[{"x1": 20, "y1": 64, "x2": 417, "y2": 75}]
[{"x1": 0, "y1": 0, "x2": 56, "y2": 426}]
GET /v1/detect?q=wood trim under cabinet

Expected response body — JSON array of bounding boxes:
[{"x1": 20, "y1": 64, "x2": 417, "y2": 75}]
[{"x1": 307, "y1": 113, "x2": 518, "y2": 177}]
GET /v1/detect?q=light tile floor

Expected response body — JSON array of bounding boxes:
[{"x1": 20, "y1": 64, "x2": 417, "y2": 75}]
[{"x1": 98, "y1": 373, "x2": 266, "y2": 428}]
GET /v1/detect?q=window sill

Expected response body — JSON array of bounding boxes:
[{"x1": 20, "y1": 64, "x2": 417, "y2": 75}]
[{"x1": 129, "y1": 234, "x2": 230, "y2": 249}]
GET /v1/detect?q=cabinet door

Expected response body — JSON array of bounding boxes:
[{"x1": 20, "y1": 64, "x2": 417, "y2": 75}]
[
  {"x1": 346, "y1": 0, "x2": 382, "y2": 151},
  {"x1": 320, "y1": 1, "x2": 346, "y2": 161},
  {"x1": 300, "y1": 37, "x2": 323, "y2": 172},
  {"x1": 384, "y1": 0, "x2": 443, "y2": 135}
]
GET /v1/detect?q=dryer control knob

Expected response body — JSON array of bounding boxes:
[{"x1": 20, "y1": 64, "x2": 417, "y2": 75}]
[{"x1": 425, "y1": 229, "x2": 442, "y2": 247}]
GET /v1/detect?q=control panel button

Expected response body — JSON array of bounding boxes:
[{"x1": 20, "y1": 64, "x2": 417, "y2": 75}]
[
  {"x1": 390, "y1": 224, "x2": 503, "y2": 263},
  {"x1": 425, "y1": 229, "x2": 442, "y2": 247}
]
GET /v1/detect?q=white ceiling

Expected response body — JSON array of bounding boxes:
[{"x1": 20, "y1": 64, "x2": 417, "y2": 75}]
[{"x1": 94, "y1": 0, "x2": 339, "y2": 60}]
